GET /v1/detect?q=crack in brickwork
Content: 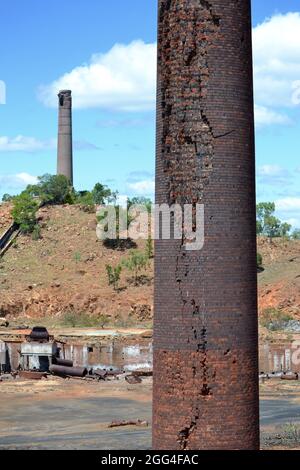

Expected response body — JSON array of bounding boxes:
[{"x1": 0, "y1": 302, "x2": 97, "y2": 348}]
[
  {"x1": 158, "y1": 0, "x2": 219, "y2": 207},
  {"x1": 154, "y1": 0, "x2": 260, "y2": 450},
  {"x1": 158, "y1": 0, "x2": 220, "y2": 447},
  {"x1": 177, "y1": 326, "x2": 212, "y2": 450}
]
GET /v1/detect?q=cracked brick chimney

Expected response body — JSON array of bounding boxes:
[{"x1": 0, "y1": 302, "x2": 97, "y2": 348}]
[
  {"x1": 57, "y1": 90, "x2": 73, "y2": 185},
  {"x1": 153, "y1": 0, "x2": 259, "y2": 450}
]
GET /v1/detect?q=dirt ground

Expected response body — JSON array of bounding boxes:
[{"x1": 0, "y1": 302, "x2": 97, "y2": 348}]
[
  {"x1": 0, "y1": 375, "x2": 152, "y2": 450},
  {"x1": 1, "y1": 375, "x2": 300, "y2": 450}
]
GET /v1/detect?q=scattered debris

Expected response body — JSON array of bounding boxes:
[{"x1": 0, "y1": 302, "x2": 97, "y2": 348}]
[
  {"x1": 0, "y1": 318, "x2": 9, "y2": 328},
  {"x1": 18, "y1": 371, "x2": 47, "y2": 380},
  {"x1": 125, "y1": 375, "x2": 142, "y2": 385},
  {"x1": 281, "y1": 373, "x2": 299, "y2": 381},
  {"x1": 108, "y1": 419, "x2": 148, "y2": 428},
  {"x1": 132, "y1": 370, "x2": 153, "y2": 378},
  {"x1": 93, "y1": 369, "x2": 108, "y2": 380}
]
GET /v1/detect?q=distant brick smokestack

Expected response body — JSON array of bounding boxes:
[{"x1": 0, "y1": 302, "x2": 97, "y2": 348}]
[
  {"x1": 57, "y1": 90, "x2": 73, "y2": 185},
  {"x1": 153, "y1": 0, "x2": 259, "y2": 450}
]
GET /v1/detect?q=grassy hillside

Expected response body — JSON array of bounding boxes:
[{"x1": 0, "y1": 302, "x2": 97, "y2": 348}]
[{"x1": 0, "y1": 202, "x2": 299, "y2": 326}]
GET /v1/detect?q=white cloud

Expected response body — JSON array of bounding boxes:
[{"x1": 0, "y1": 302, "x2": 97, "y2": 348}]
[
  {"x1": 128, "y1": 179, "x2": 155, "y2": 195},
  {"x1": 253, "y1": 12, "x2": 300, "y2": 116},
  {"x1": 254, "y1": 105, "x2": 291, "y2": 128},
  {"x1": 38, "y1": 13, "x2": 300, "y2": 126},
  {"x1": 0, "y1": 135, "x2": 55, "y2": 153},
  {"x1": 258, "y1": 164, "x2": 289, "y2": 177},
  {"x1": 274, "y1": 197, "x2": 300, "y2": 229},
  {"x1": 15, "y1": 173, "x2": 38, "y2": 185},
  {"x1": 284, "y1": 217, "x2": 300, "y2": 228},
  {"x1": 39, "y1": 40, "x2": 157, "y2": 112},
  {"x1": 275, "y1": 197, "x2": 300, "y2": 212},
  {"x1": 0, "y1": 173, "x2": 38, "y2": 190},
  {"x1": 257, "y1": 164, "x2": 292, "y2": 186}
]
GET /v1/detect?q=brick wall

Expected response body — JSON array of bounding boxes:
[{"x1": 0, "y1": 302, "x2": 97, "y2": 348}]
[{"x1": 153, "y1": 0, "x2": 259, "y2": 450}]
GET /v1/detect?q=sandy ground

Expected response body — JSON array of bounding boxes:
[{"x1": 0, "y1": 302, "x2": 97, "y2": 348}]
[{"x1": 1, "y1": 375, "x2": 300, "y2": 450}]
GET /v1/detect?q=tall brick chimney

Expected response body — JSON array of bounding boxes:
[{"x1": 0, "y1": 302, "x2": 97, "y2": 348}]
[
  {"x1": 57, "y1": 90, "x2": 73, "y2": 185},
  {"x1": 153, "y1": 0, "x2": 259, "y2": 450}
]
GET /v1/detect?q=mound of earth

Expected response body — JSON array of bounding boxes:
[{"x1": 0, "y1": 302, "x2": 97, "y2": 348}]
[
  {"x1": 0, "y1": 202, "x2": 13, "y2": 233},
  {"x1": 0, "y1": 205, "x2": 153, "y2": 325},
  {"x1": 257, "y1": 237, "x2": 300, "y2": 318}
]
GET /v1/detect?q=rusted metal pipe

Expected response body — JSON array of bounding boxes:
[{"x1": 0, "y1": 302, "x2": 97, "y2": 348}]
[
  {"x1": 54, "y1": 358, "x2": 73, "y2": 367},
  {"x1": 49, "y1": 365, "x2": 87, "y2": 378}
]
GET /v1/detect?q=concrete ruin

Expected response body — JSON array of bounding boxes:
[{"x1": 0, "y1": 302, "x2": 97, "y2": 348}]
[
  {"x1": 57, "y1": 89, "x2": 73, "y2": 184},
  {"x1": 153, "y1": 0, "x2": 259, "y2": 449}
]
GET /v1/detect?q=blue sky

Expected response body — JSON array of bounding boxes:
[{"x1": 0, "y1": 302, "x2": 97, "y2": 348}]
[{"x1": 0, "y1": 0, "x2": 300, "y2": 227}]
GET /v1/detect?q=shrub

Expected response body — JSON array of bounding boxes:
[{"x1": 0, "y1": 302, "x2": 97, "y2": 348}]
[
  {"x1": 31, "y1": 224, "x2": 42, "y2": 240},
  {"x1": 106, "y1": 264, "x2": 122, "y2": 291},
  {"x1": 257, "y1": 252, "x2": 263, "y2": 268},
  {"x1": 122, "y1": 250, "x2": 149, "y2": 286},
  {"x1": 73, "y1": 252, "x2": 81, "y2": 263},
  {"x1": 282, "y1": 423, "x2": 300, "y2": 445},
  {"x1": 26, "y1": 174, "x2": 74, "y2": 206},
  {"x1": 11, "y1": 193, "x2": 39, "y2": 233},
  {"x1": 260, "y1": 307, "x2": 293, "y2": 331},
  {"x1": 145, "y1": 236, "x2": 154, "y2": 259},
  {"x1": 77, "y1": 191, "x2": 95, "y2": 212}
]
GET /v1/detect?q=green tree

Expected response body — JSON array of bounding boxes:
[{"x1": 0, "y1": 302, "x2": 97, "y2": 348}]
[
  {"x1": 33, "y1": 174, "x2": 74, "y2": 205},
  {"x1": 106, "y1": 264, "x2": 122, "y2": 291},
  {"x1": 11, "y1": 193, "x2": 39, "y2": 233},
  {"x1": 128, "y1": 197, "x2": 152, "y2": 213},
  {"x1": 256, "y1": 202, "x2": 291, "y2": 240},
  {"x1": 122, "y1": 250, "x2": 149, "y2": 286},
  {"x1": 292, "y1": 229, "x2": 300, "y2": 240},
  {"x1": 92, "y1": 183, "x2": 112, "y2": 205},
  {"x1": 279, "y1": 222, "x2": 292, "y2": 238},
  {"x1": 2, "y1": 194, "x2": 14, "y2": 202}
]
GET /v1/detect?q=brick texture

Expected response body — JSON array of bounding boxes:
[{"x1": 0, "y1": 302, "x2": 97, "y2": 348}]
[{"x1": 153, "y1": 0, "x2": 259, "y2": 450}]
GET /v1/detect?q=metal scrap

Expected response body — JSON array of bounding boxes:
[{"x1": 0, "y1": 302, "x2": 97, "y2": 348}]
[
  {"x1": 108, "y1": 419, "x2": 148, "y2": 428},
  {"x1": 19, "y1": 371, "x2": 47, "y2": 380},
  {"x1": 49, "y1": 365, "x2": 87, "y2": 378},
  {"x1": 125, "y1": 375, "x2": 142, "y2": 384}
]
